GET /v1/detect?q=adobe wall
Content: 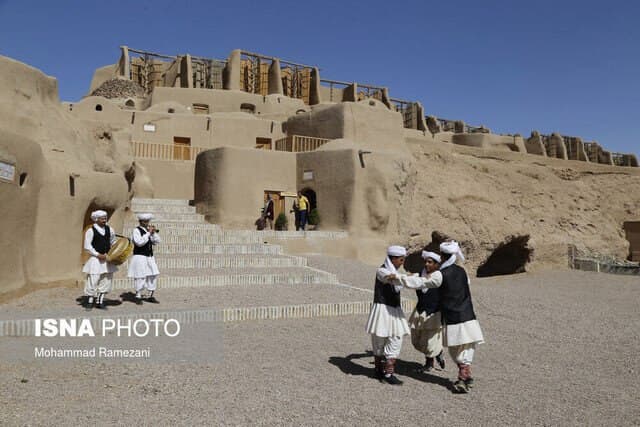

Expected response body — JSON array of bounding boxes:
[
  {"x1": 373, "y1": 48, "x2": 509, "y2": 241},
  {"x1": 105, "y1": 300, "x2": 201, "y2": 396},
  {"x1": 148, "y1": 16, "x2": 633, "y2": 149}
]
[
  {"x1": 150, "y1": 87, "x2": 306, "y2": 121},
  {"x1": 88, "y1": 63, "x2": 118, "y2": 94},
  {"x1": 67, "y1": 96, "x2": 133, "y2": 127},
  {"x1": 194, "y1": 147, "x2": 297, "y2": 228},
  {"x1": 0, "y1": 56, "x2": 130, "y2": 296},
  {"x1": 525, "y1": 131, "x2": 547, "y2": 156},
  {"x1": 451, "y1": 133, "x2": 526, "y2": 152},
  {"x1": 286, "y1": 99, "x2": 405, "y2": 147},
  {"x1": 134, "y1": 159, "x2": 193, "y2": 199},
  {"x1": 296, "y1": 148, "x2": 357, "y2": 230}
]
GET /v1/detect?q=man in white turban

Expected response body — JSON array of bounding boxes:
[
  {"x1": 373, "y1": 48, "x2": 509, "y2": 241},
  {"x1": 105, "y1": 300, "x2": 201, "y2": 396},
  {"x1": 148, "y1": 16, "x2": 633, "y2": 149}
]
[
  {"x1": 82, "y1": 210, "x2": 118, "y2": 310},
  {"x1": 408, "y1": 251, "x2": 446, "y2": 372},
  {"x1": 128, "y1": 213, "x2": 161, "y2": 304},
  {"x1": 437, "y1": 241, "x2": 483, "y2": 393},
  {"x1": 365, "y1": 245, "x2": 409, "y2": 385}
]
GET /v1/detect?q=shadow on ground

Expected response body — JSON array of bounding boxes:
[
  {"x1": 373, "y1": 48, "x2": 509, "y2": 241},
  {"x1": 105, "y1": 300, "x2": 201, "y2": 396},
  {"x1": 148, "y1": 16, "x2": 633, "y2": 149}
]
[{"x1": 328, "y1": 351, "x2": 453, "y2": 390}]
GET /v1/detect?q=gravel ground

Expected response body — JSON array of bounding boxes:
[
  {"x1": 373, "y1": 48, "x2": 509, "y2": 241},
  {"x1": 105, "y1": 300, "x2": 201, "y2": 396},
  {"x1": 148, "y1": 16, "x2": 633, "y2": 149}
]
[{"x1": 1, "y1": 255, "x2": 639, "y2": 426}]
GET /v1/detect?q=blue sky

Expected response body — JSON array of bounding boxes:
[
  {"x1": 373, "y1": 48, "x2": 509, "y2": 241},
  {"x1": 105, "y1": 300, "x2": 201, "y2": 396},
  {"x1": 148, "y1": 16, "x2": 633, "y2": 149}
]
[{"x1": 1, "y1": 0, "x2": 638, "y2": 154}]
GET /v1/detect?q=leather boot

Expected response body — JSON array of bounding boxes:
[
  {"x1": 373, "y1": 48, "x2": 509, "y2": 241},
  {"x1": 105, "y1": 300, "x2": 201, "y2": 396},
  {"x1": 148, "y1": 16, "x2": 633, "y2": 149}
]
[
  {"x1": 423, "y1": 357, "x2": 435, "y2": 372},
  {"x1": 383, "y1": 358, "x2": 403, "y2": 385},
  {"x1": 435, "y1": 350, "x2": 446, "y2": 370},
  {"x1": 453, "y1": 363, "x2": 471, "y2": 393}
]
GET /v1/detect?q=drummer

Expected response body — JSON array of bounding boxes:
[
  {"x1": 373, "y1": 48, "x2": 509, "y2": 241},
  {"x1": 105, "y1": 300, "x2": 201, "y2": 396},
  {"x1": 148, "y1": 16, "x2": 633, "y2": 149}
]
[
  {"x1": 128, "y1": 213, "x2": 161, "y2": 304},
  {"x1": 82, "y1": 210, "x2": 118, "y2": 310}
]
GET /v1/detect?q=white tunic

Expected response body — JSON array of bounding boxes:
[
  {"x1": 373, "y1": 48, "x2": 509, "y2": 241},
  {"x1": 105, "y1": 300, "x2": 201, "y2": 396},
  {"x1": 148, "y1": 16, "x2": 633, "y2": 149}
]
[
  {"x1": 127, "y1": 227, "x2": 161, "y2": 278},
  {"x1": 82, "y1": 225, "x2": 118, "y2": 274},
  {"x1": 365, "y1": 266, "x2": 413, "y2": 338},
  {"x1": 444, "y1": 319, "x2": 484, "y2": 347}
]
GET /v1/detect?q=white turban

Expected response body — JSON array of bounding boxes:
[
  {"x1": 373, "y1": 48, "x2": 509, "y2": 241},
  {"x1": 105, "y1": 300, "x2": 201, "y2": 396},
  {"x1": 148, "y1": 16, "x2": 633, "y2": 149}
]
[
  {"x1": 90, "y1": 210, "x2": 108, "y2": 221},
  {"x1": 439, "y1": 240, "x2": 465, "y2": 269},
  {"x1": 137, "y1": 213, "x2": 153, "y2": 221},
  {"x1": 387, "y1": 245, "x2": 407, "y2": 257},
  {"x1": 421, "y1": 251, "x2": 441, "y2": 263}
]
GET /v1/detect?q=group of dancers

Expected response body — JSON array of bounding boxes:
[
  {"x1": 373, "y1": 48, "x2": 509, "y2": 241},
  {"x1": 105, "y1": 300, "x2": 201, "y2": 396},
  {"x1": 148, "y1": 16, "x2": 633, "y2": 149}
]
[
  {"x1": 81, "y1": 210, "x2": 160, "y2": 310},
  {"x1": 366, "y1": 242, "x2": 484, "y2": 393}
]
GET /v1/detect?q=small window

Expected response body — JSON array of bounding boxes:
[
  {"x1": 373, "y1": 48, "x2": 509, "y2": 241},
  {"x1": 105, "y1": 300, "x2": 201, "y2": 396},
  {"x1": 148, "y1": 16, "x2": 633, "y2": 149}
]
[
  {"x1": 19, "y1": 172, "x2": 27, "y2": 187},
  {"x1": 125, "y1": 99, "x2": 135, "y2": 108},
  {"x1": 240, "y1": 103, "x2": 256, "y2": 114},
  {"x1": 192, "y1": 103, "x2": 209, "y2": 115},
  {"x1": 69, "y1": 176, "x2": 75, "y2": 197},
  {"x1": 255, "y1": 137, "x2": 272, "y2": 150},
  {"x1": 95, "y1": 104, "x2": 103, "y2": 111},
  {"x1": 168, "y1": 108, "x2": 175, "y2": 114}
]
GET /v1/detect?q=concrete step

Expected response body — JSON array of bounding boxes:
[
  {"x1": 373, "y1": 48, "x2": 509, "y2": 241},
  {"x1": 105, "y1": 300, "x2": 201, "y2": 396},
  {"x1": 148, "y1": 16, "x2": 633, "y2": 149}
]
[
  {"x1": 123, "y1": 221, "x2": 222, "y2": 236},
  {"x1": 153, "y1": 243, "x2": 282, "y2": 255},
  {"x1": 131, "y1": 198, "x2": 190, "y2": 206},
  {"x1": 253, "y1": 230, "x2": 349, "y2": 239},
  {"x1": 111, "y1": 267, "x2": 338, "y2": 289},
  {"x1": 124, "y1": 213, "x2": 205, "y2": 222},
  {"x1": 114, "y1": 254, "x2": 307, "y2": 273},
  {"x1": 129, "y1": 205, "x2": 197, "y2": 214},
  {"x1": 149, "y1": 233, "x2": 262, "y2": 245}
]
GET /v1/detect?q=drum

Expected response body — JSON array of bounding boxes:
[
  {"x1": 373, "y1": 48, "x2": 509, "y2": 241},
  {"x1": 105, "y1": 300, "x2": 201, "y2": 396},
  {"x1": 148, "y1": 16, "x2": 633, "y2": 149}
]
[{"x1": 106, "y1": 236, "x2": 134, "y2": 265}]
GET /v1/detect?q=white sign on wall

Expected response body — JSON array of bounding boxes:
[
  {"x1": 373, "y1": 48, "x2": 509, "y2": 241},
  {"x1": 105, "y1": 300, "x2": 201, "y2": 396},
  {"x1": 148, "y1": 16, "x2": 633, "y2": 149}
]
[
  {"x1": 0, "y1": 161, "x2": 15, "y2": 183},
  {"x1": 303, "y1": 170, "x2": 314, "y2": 181},
  {"x1": 143, "y1": 123, "x2": 156, "y2": 132}
]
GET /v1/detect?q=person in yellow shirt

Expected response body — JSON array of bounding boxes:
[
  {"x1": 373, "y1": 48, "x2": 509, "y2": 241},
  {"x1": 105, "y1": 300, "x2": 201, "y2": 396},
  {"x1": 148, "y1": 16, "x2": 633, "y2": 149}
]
[{"x1": 297, "y1": 191, "x2": 310, "y2": 231}]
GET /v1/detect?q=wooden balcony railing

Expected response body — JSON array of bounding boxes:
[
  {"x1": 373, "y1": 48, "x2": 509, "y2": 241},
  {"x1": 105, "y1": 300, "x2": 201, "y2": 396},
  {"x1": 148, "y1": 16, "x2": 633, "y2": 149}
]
[
  {"x1": 131, "y1": 141, "x2": 206, "y2": 161},
  {"x1": 273, "y1": 135, "x2": 330, "y2": 152}
]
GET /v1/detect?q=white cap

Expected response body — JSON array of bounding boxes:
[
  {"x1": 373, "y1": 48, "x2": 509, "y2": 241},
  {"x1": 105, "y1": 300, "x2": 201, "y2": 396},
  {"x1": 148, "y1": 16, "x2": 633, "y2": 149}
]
[
  {"x1": 387, "y1": 245, "x2": 407, "y2": 257},
  {"x1": 137, "y1": 213, "x2": 153, "y2": 221},
  {"x1": 421, "y1": 251, "x2": 441, "y2": 263},
  {"x1": 90, "y1": 210, "x2": 108, "y2": 221}
]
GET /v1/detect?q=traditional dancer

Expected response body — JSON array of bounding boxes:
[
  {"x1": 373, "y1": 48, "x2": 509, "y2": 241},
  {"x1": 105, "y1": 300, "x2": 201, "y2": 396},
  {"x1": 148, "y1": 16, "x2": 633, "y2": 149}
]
[
  {"x1": 82, "y1": 210, "x2": 118, "y2": 310},
  {"x1": 365, "y1": 245, "x2": 410, "y2": 385},
  {"x1": 128, "y1": 213, "x2": 161, "y2": 304},
  {"x1": 408, "y1": 251, "x2": 446, "y2": 372},
  {"x1": 438, "y1": 241, "x2": 484, "y2": 393}
]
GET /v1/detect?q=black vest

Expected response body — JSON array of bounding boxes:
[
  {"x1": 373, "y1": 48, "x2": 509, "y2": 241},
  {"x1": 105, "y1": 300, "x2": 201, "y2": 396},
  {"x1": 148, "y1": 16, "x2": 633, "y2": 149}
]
[
  {"x1": 415, "y1": 286, "x2": 440, "y2": 316},
  {"x1": 133, "y1": 227, "x2": 154, "y2": 256},
  {"x1": 439, "y1": 264, "x2": 476, "y2": 325},
  {"x1": 91, "y1": 225, "x2": 111, "y2": 254},
  {"x1": 373, "y1": 264, "x2": 401, "y2": 308}
]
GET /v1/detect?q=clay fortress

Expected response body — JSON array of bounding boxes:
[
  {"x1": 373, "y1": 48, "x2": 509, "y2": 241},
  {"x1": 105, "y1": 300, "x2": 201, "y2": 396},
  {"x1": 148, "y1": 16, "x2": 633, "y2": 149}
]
[{"x1": 1, "y1": 46, "x2": 639, "y2": 297}]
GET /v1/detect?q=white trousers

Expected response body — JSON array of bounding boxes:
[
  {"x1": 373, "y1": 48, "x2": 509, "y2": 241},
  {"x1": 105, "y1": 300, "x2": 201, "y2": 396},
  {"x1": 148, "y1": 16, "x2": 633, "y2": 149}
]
[
  {"x1": 371, "y1": 335, "x2": 403, "y2": 359},
  {"x1": 134, "y1": 275, "x2": 158, "y2": 293},
  {"x1": 448, "y1": 343, "x2": 476, "y2": 365},
  {"x1": 410, "y1": 312, "x2": 443, "y2": 358},
  {"x1": 84, "y1": 273, "x2": 113, "y2": 297}
]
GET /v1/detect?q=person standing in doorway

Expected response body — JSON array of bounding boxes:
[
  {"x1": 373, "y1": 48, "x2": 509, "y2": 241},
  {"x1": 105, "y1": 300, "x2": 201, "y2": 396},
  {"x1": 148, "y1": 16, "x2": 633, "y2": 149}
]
[
  {"x1": 264, "y1": 194, "x2": 274, "y2": 230},
  {"x1": 297, "y1": 191, "x2": 310, "y2": 231}
]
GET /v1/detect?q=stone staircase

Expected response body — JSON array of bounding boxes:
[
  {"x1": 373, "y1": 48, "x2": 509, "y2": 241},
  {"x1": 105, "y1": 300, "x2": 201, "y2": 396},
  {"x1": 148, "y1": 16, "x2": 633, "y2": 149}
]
[{"x1": 0, "y1": 198, "x2": 408, "y2": 337}]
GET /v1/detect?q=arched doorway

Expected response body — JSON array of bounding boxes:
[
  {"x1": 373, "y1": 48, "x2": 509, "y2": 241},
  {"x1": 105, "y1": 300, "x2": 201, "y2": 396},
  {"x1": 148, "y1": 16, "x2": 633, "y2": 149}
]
[{"x1": 299, "y1": 187, "x2": 316, "y2": 211}]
